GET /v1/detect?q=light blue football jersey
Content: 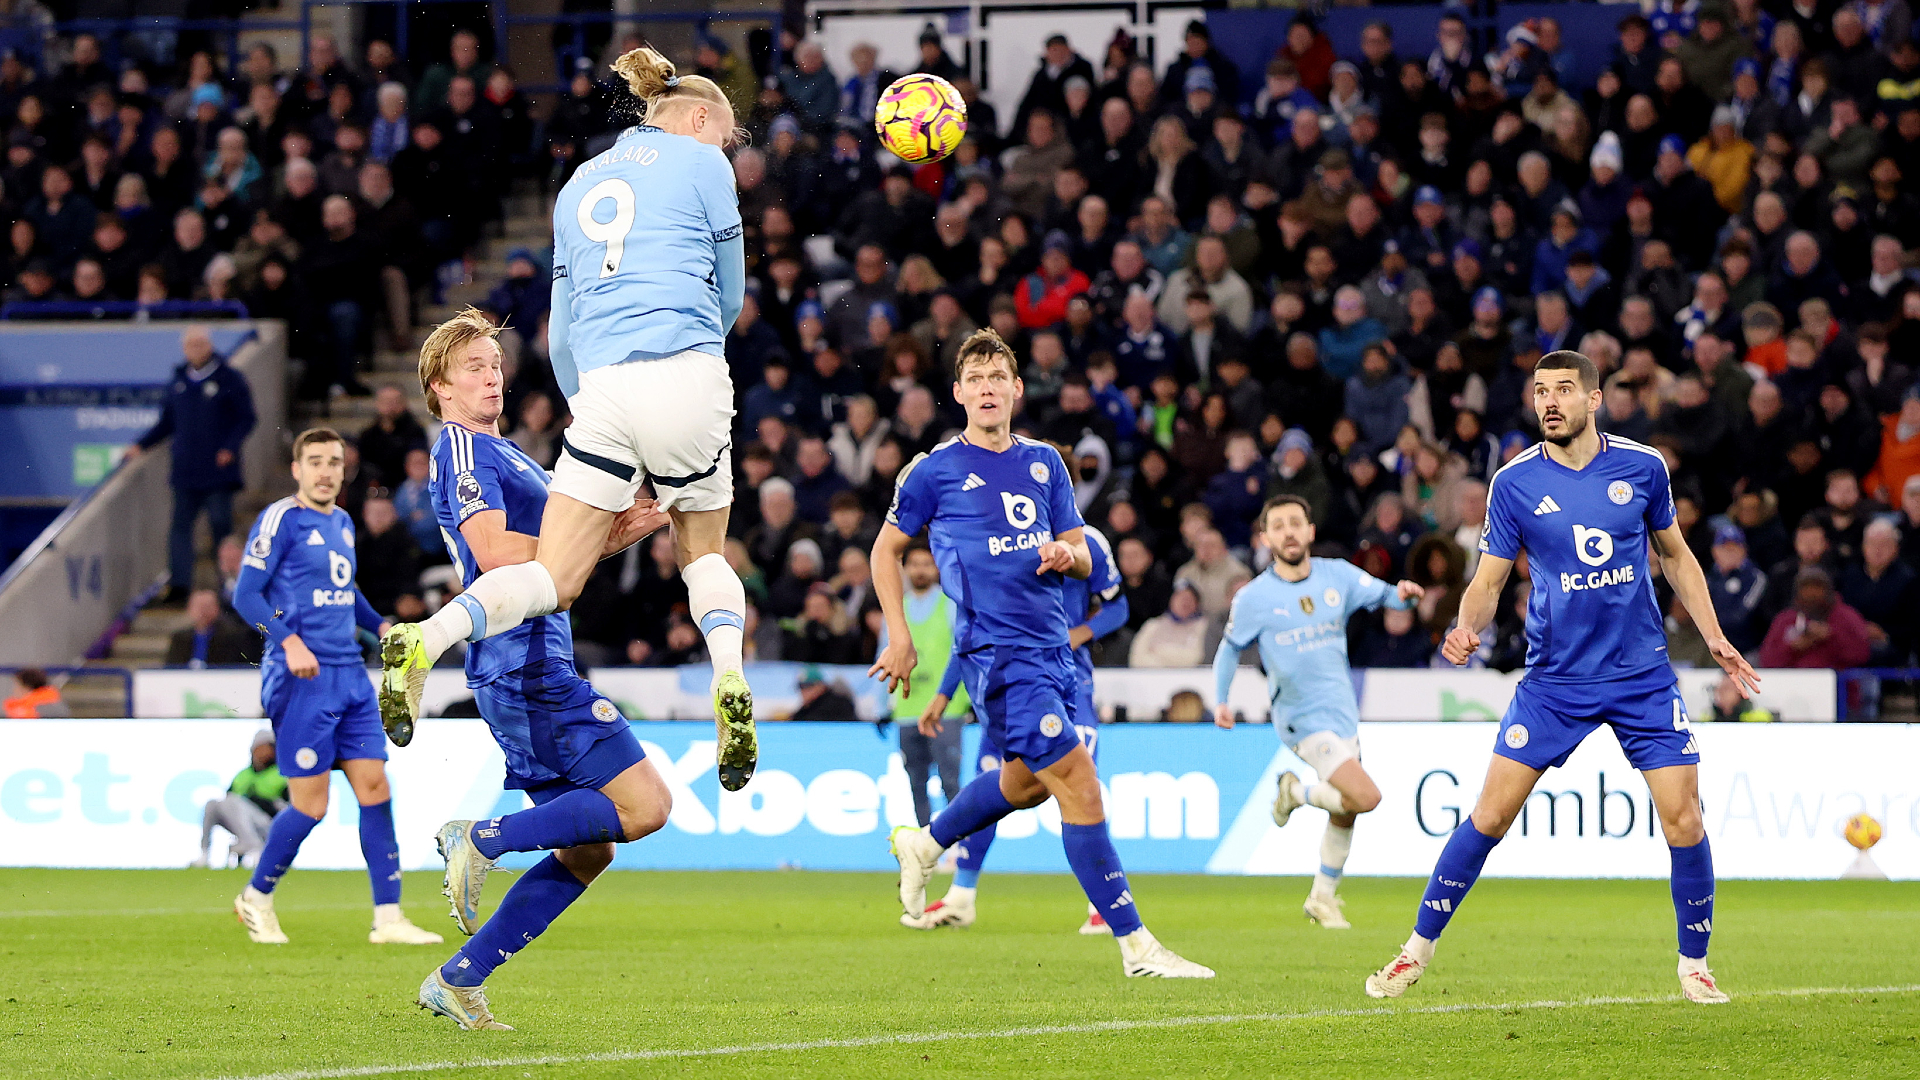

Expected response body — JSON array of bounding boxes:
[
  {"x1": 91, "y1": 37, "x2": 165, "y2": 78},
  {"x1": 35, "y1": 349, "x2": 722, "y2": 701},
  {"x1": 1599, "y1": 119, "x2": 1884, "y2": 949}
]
[
  {"x1": 238, "y1": 497, "x2": 366, "y2": 667},
  {"x1": 551, "y1": 125, "x2": 741, "y2": 375},
  {"x1": 888, "y1": 434, "x2": 1086, "y2": 652},
  {"x1": 1220, "y1": 558, "x2": 1408, "y2": 741},
  {"x1": 1479, "y1": 433, "x2": 1676, "y2": 682},
  {"x1": 430, "y1": 423, "x2": 575, "y2": 687}
]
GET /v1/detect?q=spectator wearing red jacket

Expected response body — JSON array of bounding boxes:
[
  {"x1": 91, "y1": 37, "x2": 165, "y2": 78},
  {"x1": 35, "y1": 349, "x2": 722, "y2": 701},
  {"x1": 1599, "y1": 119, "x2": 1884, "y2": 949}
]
[
  {"x1": 1757, "y1": 567, "x2": 1872, "y2": 670},
  {"x1": 1014, "y1": 231, "x2": 1090, "y2": 329}
]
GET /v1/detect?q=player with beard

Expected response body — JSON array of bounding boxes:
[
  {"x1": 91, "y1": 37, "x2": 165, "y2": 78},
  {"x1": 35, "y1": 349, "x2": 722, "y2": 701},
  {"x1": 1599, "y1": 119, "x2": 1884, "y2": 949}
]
[
  {"x1": 1212, "y1": 496, "x2": 1424, "y2": 928},
  {"x1": 1363, "y1": 350, "x2": 1760, "y2": 1005}
]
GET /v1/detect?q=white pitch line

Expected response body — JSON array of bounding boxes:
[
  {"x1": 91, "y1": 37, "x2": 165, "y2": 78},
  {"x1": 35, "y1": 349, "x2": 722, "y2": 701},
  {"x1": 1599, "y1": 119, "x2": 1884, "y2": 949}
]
[
  {"x1": 203, "y1": 983, "x2": 1920, "y2": 1080},
  {"x1": 0, "y1": 903, "x2": 369, "y2": 919}
]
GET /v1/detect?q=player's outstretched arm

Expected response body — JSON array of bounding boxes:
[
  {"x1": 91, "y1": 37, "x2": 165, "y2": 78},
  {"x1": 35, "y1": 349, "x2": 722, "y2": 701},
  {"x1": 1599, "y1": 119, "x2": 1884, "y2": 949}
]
[
  {"x1": 547, "y1": 275, "x2": 580, "y2": 399},
  {"x1": 1441, "y1": 553, "x2": 1514, "y2": 665},
  {"x1": 601, "y1": 498, "x2": 671, "y2": 559},
  {"x1": 867, "y1": 523, "x2": 919, "y2": 693},
  {"x1": 460, "y1": 508, "x2": 540, "y2": 573},
  {"x1": 1038, "y1": 526, "x2": 1093, "y2": 580},
  {"x1": 1654, "y1": 523, "x2": 1763, "y2": 696}
]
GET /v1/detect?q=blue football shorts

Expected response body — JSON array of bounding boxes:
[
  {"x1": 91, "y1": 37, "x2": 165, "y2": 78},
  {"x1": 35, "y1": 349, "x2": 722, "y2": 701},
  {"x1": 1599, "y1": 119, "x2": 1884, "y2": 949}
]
[
  {"x1": 1495, "y1": 668, "x2": 1699, "y2": 772},
  {"x1": 959, "y1": 644, "x2": 1086, "y2": 773},
  {"x1": 263, "y1": 662, "x2": 388, "y2": 777},
  {"x1": 474, "y1": 656, "x2": 646, "y2": 792}
]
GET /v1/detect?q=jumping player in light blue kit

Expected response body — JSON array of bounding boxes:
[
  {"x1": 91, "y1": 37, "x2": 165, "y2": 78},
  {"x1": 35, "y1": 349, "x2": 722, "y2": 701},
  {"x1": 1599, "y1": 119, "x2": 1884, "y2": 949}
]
[
  {"x1": 1364, "y1": 350, "x2": 1760, "y2": 1005},
  {"x1": 229, "y1": 427, "x2": 442, "y2": 947},
  {"x1": 1212, "y1": 494, "x2": 1424, "y2": 930},
  {"x1": 904, "y1": 516, "x2": 1128, "y2": 934},
  {"x1": 381, "y1": 46, "x2": 758, "y2": 793},
  {"x1": 408, "y1": 311, "x2": 676, "y2": 1031},
  {"x1": 870, "y1": 329, "x2": 1210, "y2": 978}
]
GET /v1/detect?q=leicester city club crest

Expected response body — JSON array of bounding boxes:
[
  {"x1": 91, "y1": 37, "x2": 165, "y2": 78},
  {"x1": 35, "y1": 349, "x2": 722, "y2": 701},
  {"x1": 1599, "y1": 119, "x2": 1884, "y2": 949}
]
[
  {"x1": 1608, "y1": 480, "x2": 1633, "y2": 505},
  {"x1": 591, "y1": 698, "x2": 619, "y2": 723},
  {"x1": 1030, "y1": 461, "x2": 1049, "y2": 484}
]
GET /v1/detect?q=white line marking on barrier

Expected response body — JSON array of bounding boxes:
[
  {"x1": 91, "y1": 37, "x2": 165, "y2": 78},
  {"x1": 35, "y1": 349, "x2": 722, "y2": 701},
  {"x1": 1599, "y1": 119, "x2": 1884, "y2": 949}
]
[{"x1": 203, "y1": 983, "x2": 1920, "y2": 1080}]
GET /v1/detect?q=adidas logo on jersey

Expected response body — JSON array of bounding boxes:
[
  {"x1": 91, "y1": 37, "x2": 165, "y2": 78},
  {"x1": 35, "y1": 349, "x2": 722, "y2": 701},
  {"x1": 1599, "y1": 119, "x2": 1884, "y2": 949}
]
[
  {"x1": 961, "y1": 473, "x2": 985, "y2": 491},
  {"x1": 306, "y1": 530, "x2": 325, "y2": 545},
  {"x1": 1533, "y1": 496, "x2": 1563, "y2": 516}
]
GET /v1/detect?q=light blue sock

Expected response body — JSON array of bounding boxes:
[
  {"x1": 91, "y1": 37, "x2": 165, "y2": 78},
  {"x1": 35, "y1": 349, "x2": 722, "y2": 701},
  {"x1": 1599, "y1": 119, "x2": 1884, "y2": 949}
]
[{"x1": 952, "y1": 821, "x2": 995, "y2": 889}]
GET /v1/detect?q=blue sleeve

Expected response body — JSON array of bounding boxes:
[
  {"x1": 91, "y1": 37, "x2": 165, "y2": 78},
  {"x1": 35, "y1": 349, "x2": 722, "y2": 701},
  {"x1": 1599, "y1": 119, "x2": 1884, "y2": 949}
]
[
  {"x1": 1346, "y1": 562, "x2": 1410, "y2": 611},
  {"x1": 715, "y1": 231, "x2": 745, "y2": 333},
  {"x1": 1087, "y1": 594, "x2": 1130, "y2": 640},
  {"x1": 937, "y1": 641, "x2": 964, "y2": 698},
  {"x1": 354, "y1": 591, "x2": 385, "y2": 632},
  {"x1": 548, "y1": 274, "x2": 578, "y2": 399},
  {"x1": 221, "y1": 369, "x2": 255, "y2": 454},
  {"x1": 886, "y1": 451, "x2": 938, "y2": 536},
  {"x1": 233, "y1": 511, "x2": 293, "y2": 645},
  {"x1": 1045, "y1": 446, "x2": 1084, "y2": 534},
  {"x1": 1480, "y1": 466, "x2": 1523, "y2": 561},
  {"x1": 1213, "y1": 635, "x2": 1240, "y2": 708},
  {"x1": 445, "y1": 447, "x2": 508, "y2": 527},
  {"x1": 138, "y1": 388, "x2": 176, "y2": 448},
  {"x1": 1644, "y1": 449, "x2": 1676, "y2": 531}
]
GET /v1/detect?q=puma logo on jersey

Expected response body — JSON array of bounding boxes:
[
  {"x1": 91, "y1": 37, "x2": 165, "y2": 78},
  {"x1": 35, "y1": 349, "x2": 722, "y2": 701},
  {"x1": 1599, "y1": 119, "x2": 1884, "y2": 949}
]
[
  {"x1": 961, "y1": 472, "x2": 985, "y2": 491},
  {"x1": 1533, "y1": 496, "x2": 1563, "y2": 516},
  {"x1": 307, "y1": 530, "x2": 325, "y2": 545}
]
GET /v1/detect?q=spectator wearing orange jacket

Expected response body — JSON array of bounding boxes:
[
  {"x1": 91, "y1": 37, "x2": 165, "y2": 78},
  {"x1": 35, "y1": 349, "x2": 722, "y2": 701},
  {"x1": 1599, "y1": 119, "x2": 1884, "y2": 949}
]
[
  {"x1": 1014, "y1": 231, "x2": 1089, "y2": 329},
  {"x1": 1863, "y1": 387, "x2": 1920, "y2": 504}
]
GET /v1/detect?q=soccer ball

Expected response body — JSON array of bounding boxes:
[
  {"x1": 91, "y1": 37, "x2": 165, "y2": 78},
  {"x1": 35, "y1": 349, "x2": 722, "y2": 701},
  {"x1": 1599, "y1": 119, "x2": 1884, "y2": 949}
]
[
  {"x1": 1843, "y1": 813, "x2": 1883, "y2": 850},
  {"x1": 875, "y1": 74, "x2": 968, "y2": 164}
]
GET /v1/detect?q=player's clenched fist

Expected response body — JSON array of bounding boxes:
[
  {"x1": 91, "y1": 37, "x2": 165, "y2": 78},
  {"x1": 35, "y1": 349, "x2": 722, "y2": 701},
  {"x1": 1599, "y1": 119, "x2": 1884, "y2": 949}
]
[{"x1": 1441, "y1": 625, "x2": 1480, "y2": 666}]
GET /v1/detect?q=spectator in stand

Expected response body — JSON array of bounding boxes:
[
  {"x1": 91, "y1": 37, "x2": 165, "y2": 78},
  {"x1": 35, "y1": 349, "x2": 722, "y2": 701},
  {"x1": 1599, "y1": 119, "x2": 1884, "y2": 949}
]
[
  {"x1": 416, "y1": 29, "x2": 492, "y2": 117},
  {"x1": 1758, "y1": 567, "x2": 1872, "y2": 669},
  {"x1": 1840, "y1": 518, "x2": 1918, "y2": 665},
  {"x1": 166, "y1": 588, "x2": 259, "y2": 666},
  {"x1": 358, "y1": 386, "x2": 427, "y2": 487},
  {"x1": 353, "y1": 496, "x2": 420, "y2": 617},
  {"x1": 1864, "y1": 386, "x2": 1920, "y2": 504},
  {"x1": 4, "y1": 668, "x2": 68, "y2": 717},
  {"x1": 129, "y1": 326, "x2": 256, "y2": 604},
  {"x1": 1014, "y1": 230, "x2": 1089, "y2": 329},
  {"x1": 1353, "y1": 605, "x2": 1436, "y2": 668},
  {"x1": 1129, "y1": 579, "x2": 1209, "y2": 667},
  {"x1": 1707, "y1": 523, "x2": 1769, "y2": 653},
  {"x1": 1175, "y1": 528, "x2": 1251, "y2": 619},
  {"x1": 779, "y1": 42, "x2": 839, "y2": 133}
]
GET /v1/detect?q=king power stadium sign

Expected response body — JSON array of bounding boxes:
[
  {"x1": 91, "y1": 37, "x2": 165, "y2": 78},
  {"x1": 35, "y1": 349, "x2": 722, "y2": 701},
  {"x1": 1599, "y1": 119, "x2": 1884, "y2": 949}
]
[{"x1": 0, "y1": 721, "x2": 1910, "y2": 880}]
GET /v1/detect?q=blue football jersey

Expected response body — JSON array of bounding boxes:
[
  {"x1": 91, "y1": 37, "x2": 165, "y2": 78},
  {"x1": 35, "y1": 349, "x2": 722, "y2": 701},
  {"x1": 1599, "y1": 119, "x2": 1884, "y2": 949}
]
[
  {"x1": 1062, "y1": 525, "x2": 1124, "y2": 679},
  {"x1": 551, "y1": 125, "x2": 741, "y2": 378},
  {"x1": 888, "y1": 434, "x2": 1086, "y2": 652},
  {"x1": 1479, "y1": 433, "x2": 1676, "y2": 682},
  {"x1": 240, "y1": 497, "x2": 366, "y2": 667},
  {"x1": 431, "y1": 423, "x2": 576, "y2": 687},
  {"x1": 1221, "y1": 558, "x2": 1406, "y2": 741}
]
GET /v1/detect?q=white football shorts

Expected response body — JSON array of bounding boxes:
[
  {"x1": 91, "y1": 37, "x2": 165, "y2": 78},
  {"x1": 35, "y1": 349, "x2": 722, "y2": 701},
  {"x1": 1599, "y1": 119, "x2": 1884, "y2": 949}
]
[
  {"x1": 1291, "y1": 730, "x2": 1361, "y2": 782},
  {"x1": 550, "y1": 349, "x2": 736, "y2": 514}
]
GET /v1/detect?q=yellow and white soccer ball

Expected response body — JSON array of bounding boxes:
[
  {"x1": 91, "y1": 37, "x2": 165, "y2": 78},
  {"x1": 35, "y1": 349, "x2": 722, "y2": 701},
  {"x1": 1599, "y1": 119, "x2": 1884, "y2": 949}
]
[
  {"x1": 1843, "y1": 812, "x2": 1883, "y2": 850},
  {"x1": 875, "y1": 73, "x2": 968, "y2": 164}
]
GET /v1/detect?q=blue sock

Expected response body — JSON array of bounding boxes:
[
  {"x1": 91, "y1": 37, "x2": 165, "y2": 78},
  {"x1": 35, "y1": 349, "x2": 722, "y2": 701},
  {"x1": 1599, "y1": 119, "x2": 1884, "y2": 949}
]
[
  {"x1": 248, "y1": 807, "x2": 320, "y2": 894},
  {"x1": 1671, "y1": 838, "x2": 1715, "y2": 959},
  {"x1": 471, "y1": 788, "x2": 624, "y2": 860},
  {"x1": 1062, "y1": 821, "x2": 1142, "y2": 937},
  {"x1": 440, "y1": 854, "x2": 588, "y2": 987},
  {"x1": 929, "y1": 769, "x2": 1015, "y2": 849},
  {"x1": 952, "y1": 822, "x2": 995, "y2": 889},
  {"x1": 1412, "y1": 820, "x2": 1502, "y2": 940},
  {"x1": 357, "y1": 799, "x2": 403, "y2": 906}
]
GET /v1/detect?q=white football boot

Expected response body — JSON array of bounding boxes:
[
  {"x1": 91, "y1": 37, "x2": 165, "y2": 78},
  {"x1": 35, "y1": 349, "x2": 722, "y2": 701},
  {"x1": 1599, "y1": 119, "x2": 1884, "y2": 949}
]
[
  {"x1": 1078, "y1": 902, "x2": 1113, "y2": 936},
  {"x1": 417, "y1": 970, "x2": 514, "y2": 1030},
  {"x1": 369, "y1": 913, "x2": 445, "y2": 945},
  {"x1": 1364, "y1": 950, "x2": 1428, "y2": 998},
  {"x1": 233, "y1": 887, "x2": 288, "y2": 945},
  {"x1": 1118, "y1": 928, "x2": 1215, "y2": 978},
  {"x1": 1271, "y1": 772, "x2": 1306, "y2": 827},
  {"x1": 1303, "y1": 892, "x2": 1350, "y2": 929},
  {"x1": 889, "y1": 825, "x2": 945, "y2": 918},
  {"x1": 900, "y1": 894, "x2": 976, "y2": 929},
  {"x1": 1679, "y1": 958, "x2": 1730, "y2": 1004}
]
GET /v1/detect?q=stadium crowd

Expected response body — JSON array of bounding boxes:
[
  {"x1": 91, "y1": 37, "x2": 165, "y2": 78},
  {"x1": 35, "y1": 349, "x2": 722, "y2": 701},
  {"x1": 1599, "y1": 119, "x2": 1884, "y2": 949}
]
[
  {"x1": 67, "y1": 12, "x2": 1919, "y2": 684},
  {"x1": 0, "y1": 28, "x2": 537, "y2": 399}
]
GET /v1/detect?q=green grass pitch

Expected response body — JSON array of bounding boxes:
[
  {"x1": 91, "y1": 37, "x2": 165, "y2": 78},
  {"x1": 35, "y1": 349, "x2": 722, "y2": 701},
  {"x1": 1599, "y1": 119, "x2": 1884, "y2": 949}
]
[{"x1": 2, "y1": 868, "x2": 1916, "y2": 1079}]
